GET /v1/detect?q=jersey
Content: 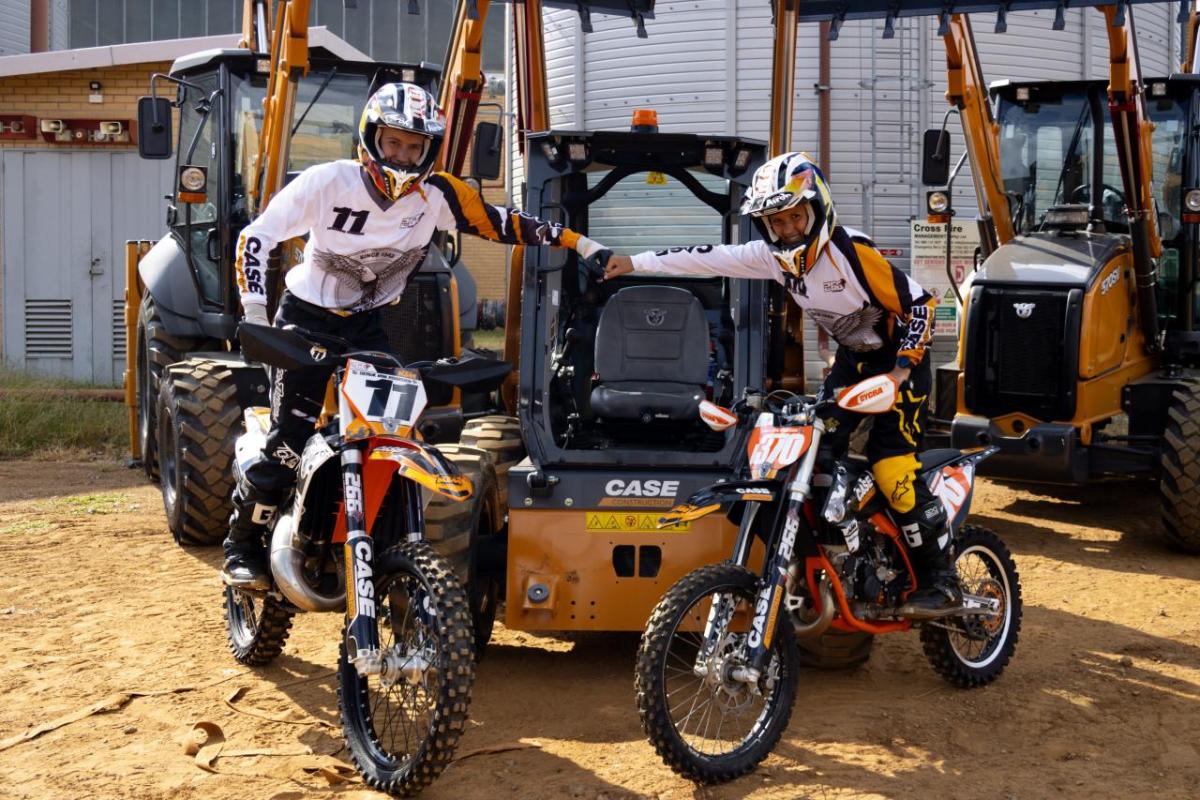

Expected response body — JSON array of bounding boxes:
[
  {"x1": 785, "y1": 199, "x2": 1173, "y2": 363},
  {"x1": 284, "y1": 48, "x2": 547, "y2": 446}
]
[
  {"x1": 629, "y1": 226, "x2": 936, "y2": 365},
  {"x1": 234, "y1": 161, "x2": 580, "y2": 314}
]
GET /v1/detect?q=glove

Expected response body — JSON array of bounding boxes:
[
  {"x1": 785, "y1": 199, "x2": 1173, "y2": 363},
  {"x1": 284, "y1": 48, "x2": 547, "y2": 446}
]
[
  {"x1": 574, "y1": 235, "x2": 612, "y2": 283},
  {"x1": 242, "y1": 303, "x2": 270, "y2": 327}
]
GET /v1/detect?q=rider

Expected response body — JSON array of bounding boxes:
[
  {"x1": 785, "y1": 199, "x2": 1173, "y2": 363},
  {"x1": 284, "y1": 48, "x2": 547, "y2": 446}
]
[
  {"x1": 224, "y1": 82, "x2": 608, "y2": 588},
  {"x1": 604, "y1": 152, "x2": 957, "y2": 611}
]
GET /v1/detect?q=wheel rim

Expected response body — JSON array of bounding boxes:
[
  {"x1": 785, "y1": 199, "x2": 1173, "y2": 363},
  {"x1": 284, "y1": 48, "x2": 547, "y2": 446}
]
[
  {"x1": 948, "y1": 544, "x2": 1012, "y2": 668},
  {"x1": 225, "y1": 587, "x2": 260, "y2": 647},
  {"x1": 354, "y1": 570, "x2": 443, "y2": 768},
  {"x1": 137, "y1": 335, "x2": 152, "y2": 452},
  {"x1": 159, "y1": 404, "x2": 179, "y2": 510},
  {"x1": 660, "y1": 585, "x2": 783, "y2": 759}
]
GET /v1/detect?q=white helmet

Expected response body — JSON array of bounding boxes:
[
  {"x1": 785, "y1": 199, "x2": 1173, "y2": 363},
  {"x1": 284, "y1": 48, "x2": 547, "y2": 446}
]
[
  {"x1": 740, "y1": 152, "x2": 836, "y2": 277},
  {"x1": 357, "y1": 82, "x2": 445, "y2": 201}
]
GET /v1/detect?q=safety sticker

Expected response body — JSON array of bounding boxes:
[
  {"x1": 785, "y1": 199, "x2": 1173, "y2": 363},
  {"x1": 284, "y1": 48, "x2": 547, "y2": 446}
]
[{"x1": 585, "y1": 512, "x2": 691, "y2": 532}]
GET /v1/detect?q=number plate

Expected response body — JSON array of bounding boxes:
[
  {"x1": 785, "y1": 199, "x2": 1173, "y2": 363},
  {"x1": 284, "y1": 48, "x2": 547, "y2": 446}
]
[
  {"x1": 339, "y1": 359, "x2": 427, "y2": 437},
  {"x1": 746, "y1": 425, "x2": 813, "y2": 479}
]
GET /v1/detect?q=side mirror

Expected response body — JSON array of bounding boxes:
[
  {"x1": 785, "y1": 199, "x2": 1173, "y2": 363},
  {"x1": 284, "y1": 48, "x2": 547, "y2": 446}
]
[
  {"x1": 471, "y1": 121, "x2": 502, "y2": 181},
  {"x1": 921, "y1": 128, "x2": 950, "y2": 186},
  {"x1": 137, "y1": 96, "x2": 173, "y2": 159}
]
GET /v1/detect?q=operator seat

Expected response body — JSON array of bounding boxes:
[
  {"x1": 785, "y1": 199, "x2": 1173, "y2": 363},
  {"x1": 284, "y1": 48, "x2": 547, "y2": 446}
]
[{"x1": 589, "y1": 285, "x2": 709, "y2": 424}]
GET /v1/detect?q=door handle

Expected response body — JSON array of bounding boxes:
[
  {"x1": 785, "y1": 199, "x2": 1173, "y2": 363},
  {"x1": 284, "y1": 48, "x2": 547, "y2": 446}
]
[{"x1": 89, "y1": 256, "x2": 103, "y2": 276}]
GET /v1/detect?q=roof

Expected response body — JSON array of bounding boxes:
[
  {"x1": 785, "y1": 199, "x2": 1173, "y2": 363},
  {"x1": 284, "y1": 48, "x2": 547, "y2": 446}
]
[{"x1": 0, "y1": 26, "x2": 369, "y2": 79}]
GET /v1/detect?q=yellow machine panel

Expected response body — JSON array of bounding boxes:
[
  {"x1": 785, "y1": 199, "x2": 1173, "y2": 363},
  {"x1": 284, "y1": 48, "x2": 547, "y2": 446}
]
[
  {"x1": 504, "y1": 508, "x2": 755, "y2": 632},
  {"x1": 1079, "y1": 256, "x2": 1134, "y2": 379}
]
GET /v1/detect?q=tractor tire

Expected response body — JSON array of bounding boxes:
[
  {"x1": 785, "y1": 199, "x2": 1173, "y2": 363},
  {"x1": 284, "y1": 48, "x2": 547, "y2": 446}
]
[
  {"x1": 156, "y1": 359, "x2": 241, "y2": 546},
  {"x1": 796, "y1": 629, "x2": 875, "y2": 670},
  {"x1": 136, "y1": 294, "x2": 210, "y2": 483},
  {"x1": 458, "y1": 415, "x2": 525, "y2": 508},
  {"x1": 1160, "y1": 383, "x2": 1200, "y2": 553},
  {"x1": 425, "y1": 444, "x2": 502, "y2": 658}
]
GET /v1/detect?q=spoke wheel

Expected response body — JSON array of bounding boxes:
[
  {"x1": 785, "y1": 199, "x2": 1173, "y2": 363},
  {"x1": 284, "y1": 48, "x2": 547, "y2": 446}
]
[
  {"x1": 224, "y1": 586, "x2": 295, "y2": 666},
  {"x1": 339, "y1": 542, "x2": 475, "y2": 796},
  {"x1": 636, "y1": 563, "x2": 799, "y2": 784},
  {"x1": 920, "y1": 524, "x2": 1022, "y2": 687}
]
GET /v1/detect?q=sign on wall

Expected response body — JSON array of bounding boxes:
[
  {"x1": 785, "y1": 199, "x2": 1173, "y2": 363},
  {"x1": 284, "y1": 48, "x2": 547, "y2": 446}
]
[{"x1": 909, "y1": 218, "x2": 981, "y2": 339}]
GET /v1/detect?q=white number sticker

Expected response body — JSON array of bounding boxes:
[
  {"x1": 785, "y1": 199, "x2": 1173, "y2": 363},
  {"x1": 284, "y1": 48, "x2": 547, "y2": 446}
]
[{"x1": 340, "y1": 359, "x2": 427, "y2": 431}]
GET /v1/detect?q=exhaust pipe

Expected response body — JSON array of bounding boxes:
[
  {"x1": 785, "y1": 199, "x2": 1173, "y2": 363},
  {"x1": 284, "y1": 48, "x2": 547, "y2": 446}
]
[
  {"x1": 791, "y1": 575, "x2": 836, "y2": 639},
  {"x1": 269, "y1": 506, "x2": 345, "y2": 613}
]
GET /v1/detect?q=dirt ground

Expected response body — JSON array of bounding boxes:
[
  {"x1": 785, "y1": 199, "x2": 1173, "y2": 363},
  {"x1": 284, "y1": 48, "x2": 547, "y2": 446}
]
[{"x1": 1, "y1": 460, "x2": 1198, "y2": 800}]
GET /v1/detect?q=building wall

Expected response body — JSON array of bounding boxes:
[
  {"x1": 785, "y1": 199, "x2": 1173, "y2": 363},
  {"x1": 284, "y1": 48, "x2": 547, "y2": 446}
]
[{"x1": 0, "y1": 60, "x2": 171, "y2": 148}]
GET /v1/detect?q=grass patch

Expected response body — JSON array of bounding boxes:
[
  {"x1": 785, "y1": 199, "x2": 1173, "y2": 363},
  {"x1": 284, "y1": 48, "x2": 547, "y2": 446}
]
[
  {"x1": 0, "y1": 520, "x2": 56, "y2": 535},
  {"x1": 469, "y1": 328, "x2": 506, "y2": 352},
  {"x1": 35, "y1": 492, "x2": 135, "y2": 515},
  {"x1": 0, "y1": 366, "x2": 127, "y2": 459}
]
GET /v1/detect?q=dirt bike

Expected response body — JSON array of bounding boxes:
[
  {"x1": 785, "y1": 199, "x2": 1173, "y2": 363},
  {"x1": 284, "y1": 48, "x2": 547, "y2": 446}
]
[
  {"x1": 635, "y1": 373, "x2": 1022, "y2": 784},
  {"x1": 226, "y1": 322, "x2": 510, "y2": 796}
]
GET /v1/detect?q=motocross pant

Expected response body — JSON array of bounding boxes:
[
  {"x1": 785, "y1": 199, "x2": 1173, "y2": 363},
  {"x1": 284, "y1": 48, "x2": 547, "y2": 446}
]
[
  {"x1": 226, "y1": 291, "x2": 390, "y2": 553},
  {"x1": 817, "y1": 347, "x2": 953, "y2": 584}
]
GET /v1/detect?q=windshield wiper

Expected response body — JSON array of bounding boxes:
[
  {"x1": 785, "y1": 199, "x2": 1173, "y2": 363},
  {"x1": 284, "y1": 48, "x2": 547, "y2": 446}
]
[{"x1": 291, "y1": 67, "x2": 339, "y2": 138}]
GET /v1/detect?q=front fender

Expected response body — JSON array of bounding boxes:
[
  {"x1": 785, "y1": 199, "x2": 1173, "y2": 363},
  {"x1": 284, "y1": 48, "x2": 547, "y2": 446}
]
[
  {"x1": 368, "y1": 439, "x2": 474, "y2": 501},
  {"x1": 658, "y1": 480, "x2": 778, "y2": 528}
]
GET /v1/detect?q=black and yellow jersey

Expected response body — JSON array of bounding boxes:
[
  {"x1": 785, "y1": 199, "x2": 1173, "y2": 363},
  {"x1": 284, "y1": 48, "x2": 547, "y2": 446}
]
[{"x1": 630, "y1": 226, "x2": 936, "y2": 365}]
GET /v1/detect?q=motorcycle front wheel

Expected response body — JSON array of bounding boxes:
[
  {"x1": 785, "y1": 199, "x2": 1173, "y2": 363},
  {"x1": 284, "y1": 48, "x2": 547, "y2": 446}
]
[
  {"x1": 338, "y1": 542, "x2": 476, "y2": 796},
  {"x1": 635, "y1": 563, "x2": 799, "y2": 784}
]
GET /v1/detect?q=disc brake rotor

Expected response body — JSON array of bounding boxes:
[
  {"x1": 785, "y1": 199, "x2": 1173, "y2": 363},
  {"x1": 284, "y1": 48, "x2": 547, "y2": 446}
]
[{"x1": 961, "y1": 577, "x2": 1005, "y2": 639}]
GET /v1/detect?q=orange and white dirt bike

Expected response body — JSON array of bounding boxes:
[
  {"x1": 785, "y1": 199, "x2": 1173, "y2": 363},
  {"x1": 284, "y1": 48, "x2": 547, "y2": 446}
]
[
  {"x1": 635, "y1": 374, "x2": 1022, "y2": 784},
  {"x1": 226, "y1": 323, "x2": 509, "y2": 796}
]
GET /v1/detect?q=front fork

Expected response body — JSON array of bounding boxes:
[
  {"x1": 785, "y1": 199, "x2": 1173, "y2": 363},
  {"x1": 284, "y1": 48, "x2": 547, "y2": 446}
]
[
  {"x1": 698, "y1": 422, "x2": 824, "y2": 686},
  {"x1": 340, "y1": 445, "x2": 383, "y2": 676}
]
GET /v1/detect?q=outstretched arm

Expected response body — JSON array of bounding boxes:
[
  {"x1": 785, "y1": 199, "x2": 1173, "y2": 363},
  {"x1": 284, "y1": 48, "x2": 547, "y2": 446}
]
[{"x1": 604, "y1": 241, "x2": 778, "y2": 281}]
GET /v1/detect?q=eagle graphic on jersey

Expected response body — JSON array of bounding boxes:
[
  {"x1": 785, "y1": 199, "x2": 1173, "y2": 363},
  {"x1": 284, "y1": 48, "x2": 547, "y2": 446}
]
[
  {"x1": 312, "y1": 246, "x2": 427, "y2": 312},
  {"x1": 808, "y1": 304, "x2": 885, "y2": 352}
]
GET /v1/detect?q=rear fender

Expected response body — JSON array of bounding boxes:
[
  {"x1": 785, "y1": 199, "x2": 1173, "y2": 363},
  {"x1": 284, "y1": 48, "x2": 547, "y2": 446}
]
[
  {"x1": 927, "y1": 447, "x2": 998, "y2": 530},
  {"x1": 658, "y1": 480, "x2": 778, "y2": 528}
]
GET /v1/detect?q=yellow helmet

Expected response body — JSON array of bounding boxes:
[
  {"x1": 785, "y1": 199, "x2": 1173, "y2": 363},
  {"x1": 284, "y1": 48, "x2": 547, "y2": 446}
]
[{"x1": 740, "y1": 152, "x2": 836, "y2": 276}]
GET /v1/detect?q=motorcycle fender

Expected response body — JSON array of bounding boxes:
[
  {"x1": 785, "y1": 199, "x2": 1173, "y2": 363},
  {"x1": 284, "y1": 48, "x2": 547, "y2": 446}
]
[
  {"x1": 367, "y1": 440, "x2": 474, "y2": 501},
  {"x1": 658, "y1": 480, "x2": 777, "y2": 529},
  {"x1": 928, "y1": 447, "x2": 997, "y2": 530}
]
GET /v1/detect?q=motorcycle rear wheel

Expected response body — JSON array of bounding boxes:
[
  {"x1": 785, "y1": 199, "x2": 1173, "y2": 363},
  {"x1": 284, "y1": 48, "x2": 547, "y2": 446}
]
[
  {"x1": 338, "y1": 542, "x2": 475, "y2": 796},
  {"x1": 635, "y1": 562, "x2": 799, "y2": 784},
  {"x1": 920, "y1": 524, "x2": 1022, "y2": 687},
  {"x1": 224, "y1": 586, "x2": 295, "y2": 666}
]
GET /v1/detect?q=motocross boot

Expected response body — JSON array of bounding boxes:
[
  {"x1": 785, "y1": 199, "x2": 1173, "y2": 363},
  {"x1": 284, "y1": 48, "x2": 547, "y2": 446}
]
[
  {"x1": 221, "y1": 481, "x2": 277, "y2": 591},
  {"x1": 900, "y1": 500, "x2": 962, "y2": 613}
]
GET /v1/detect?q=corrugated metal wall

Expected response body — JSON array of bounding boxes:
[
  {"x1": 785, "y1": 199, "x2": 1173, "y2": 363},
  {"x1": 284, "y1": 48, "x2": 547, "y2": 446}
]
[{"x1": 0, "y1": 0, "x2": 30, "y2": 56}]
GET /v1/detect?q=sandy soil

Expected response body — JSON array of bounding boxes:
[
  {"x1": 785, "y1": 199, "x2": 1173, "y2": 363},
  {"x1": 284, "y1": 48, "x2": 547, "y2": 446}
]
[{"x1": 1, "y1": 460, "x2": 1198, "y2": 800}]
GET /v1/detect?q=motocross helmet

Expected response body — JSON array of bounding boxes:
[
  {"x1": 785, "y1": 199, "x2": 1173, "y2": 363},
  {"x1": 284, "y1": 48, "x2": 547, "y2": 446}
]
[
  {"x1": 357, "y1": 82, "x2": 445, "y2": 201},
  {"x1": 740, "y1": 152, "x2": 836, "y2": 277}
]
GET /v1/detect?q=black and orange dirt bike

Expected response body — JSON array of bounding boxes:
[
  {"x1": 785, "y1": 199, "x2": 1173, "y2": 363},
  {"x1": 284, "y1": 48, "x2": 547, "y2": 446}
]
[
  {"x1": 226, "y1": 322, "x2": 509, "y2": 796},
  {"x1": 635, "y1": 373, "x2": 1022, "y2": 783}
]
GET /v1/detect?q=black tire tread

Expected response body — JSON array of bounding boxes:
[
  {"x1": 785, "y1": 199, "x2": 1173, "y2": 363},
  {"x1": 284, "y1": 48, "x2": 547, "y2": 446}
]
[
  {"x1": 1159, "y1": 384, "x2": 1200, "y2": 552},
  {"x1": 795, "y1": 628, "x2": 874, "y2": 670},
  {"x1": 138, "y1": 294, "x2": 206, "y2": 482},
  {"x1": 919, "y1": 524, "x2": 1022, "y2": 688},
  {"x1": 425, "y1": 445, "x2": 501, "y2": 657},
  {"x1": 338, "y1": 542, "x2": 475, "y2": 796},
  {"x1": 225, "y1": 589, "x2": 296, "y2": 666},
  {"x1": 636, "y1": 562, "x2": 799, "y2": 784},
  {"x1": 457, "y1": 415, "x2": 524, "y2": 508},
  {"x1": 159, "y1": 359, "x2": 241, "y2": 546}
]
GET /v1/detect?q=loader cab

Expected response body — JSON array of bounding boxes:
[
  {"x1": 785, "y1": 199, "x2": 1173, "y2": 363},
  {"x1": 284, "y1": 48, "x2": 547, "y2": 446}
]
[
  {"x1": 140, "y1": 53, "x2": 463, "y2": 383},
  {"x1": 517, "y1": 129, "x2": 768, "y2": 469},
  {"x1": 988, "y1": 78, "x2": 1196, "y2": 356}
]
